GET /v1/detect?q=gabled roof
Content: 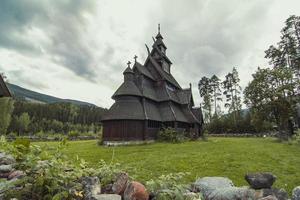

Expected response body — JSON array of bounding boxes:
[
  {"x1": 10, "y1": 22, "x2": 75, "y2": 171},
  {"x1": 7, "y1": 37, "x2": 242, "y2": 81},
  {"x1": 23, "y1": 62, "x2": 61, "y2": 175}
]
[
  {"x1": 123, "y1": 66, "x2": 134, "y2": 74},
  {"x1": 147, "y1": 56, "x2": 181, "y2": 89},
  {"x1": 112, "y1": 81, "x2": 142, "y2": 99},
  {"x1": 0, "y1": 74, "x2": 12, "y2": 97},
  {"x1": 133, "y1": 61, "x2": 154, "y2": 80}
]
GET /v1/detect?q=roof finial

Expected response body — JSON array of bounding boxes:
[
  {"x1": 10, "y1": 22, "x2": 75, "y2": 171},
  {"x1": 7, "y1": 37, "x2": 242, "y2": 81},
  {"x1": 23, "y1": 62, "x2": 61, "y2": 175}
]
[
  {"x1": 127, "y1": 61, "x2": 131, "y2": 68},
  {"x1": 134, "y1": 55, "x2": 138, "y2": 63},
  {"x1": 158, "y1": 23, "x2": 160, "y2": 34}
]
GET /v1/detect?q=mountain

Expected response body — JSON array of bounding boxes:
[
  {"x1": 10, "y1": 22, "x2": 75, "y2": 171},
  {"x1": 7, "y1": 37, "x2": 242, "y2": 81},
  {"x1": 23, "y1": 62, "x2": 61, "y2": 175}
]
[{"x1": 7, "y1": 83, "x2": 97, "y2": 107}]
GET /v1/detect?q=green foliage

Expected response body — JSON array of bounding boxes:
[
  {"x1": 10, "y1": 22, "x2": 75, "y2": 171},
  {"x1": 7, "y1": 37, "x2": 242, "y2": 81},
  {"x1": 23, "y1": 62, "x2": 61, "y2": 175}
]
[
  {"x1": 0, "y1": 137, "x2": 124, "y2": 199},
  {"x1": 0, "y1": 97, "x2": 14, "y2": 134},
  {"x1": 14, "y1": 112, "x2": 31, "y2": 135},
  {"x1": 146, "y1": 172, "x2": 202, "y2": 200},
  {"x1": 292, "y1": 129, "x2": 300, "y2": 144},
  {"x1": 158, "y1": 127, "x2": 186, "y2": 143}
]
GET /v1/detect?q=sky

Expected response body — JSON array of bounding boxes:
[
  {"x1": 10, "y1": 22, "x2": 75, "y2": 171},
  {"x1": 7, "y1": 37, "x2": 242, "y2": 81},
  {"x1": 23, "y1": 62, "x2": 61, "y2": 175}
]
[{"x1": 0, "y1": 0, "x2": 299, "y2": 108}]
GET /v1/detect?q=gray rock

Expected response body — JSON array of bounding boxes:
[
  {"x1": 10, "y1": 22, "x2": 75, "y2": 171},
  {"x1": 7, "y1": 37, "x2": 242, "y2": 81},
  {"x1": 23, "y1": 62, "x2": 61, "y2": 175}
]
[
  {"x1": 112, "y1": 172, "x2": 129, "y2": 195},
  {"x1": 8, "y1": 170, "x2": 25, "y2": 180},
  {"x1": 262, "y1": 188, "x2": 288, "y2": 200},
  {"x1": 192, "y1": 177, "x2": 234, "y2": 195},
  {"x1": 207, "y1": 186, "x2": 255, "y2": 200},
  {"x1": 259, "y1": 195, "x2": 278, "y2": 200},
  {"x1": 92, "y1": 194, "x2": 121, "y2": 200},
  {"x1": 82, "y1": 177, "x2": 101, "y2": 200},
  {"x1": 0, "y1": 153, "x2": 15, "y2": 165},
  {"x1": 0, "y1": 165, "x2": 13, "y2": 173},
  {"x1": 292, "y1": 186, "x2": 300, "y2": 200},
  {"x1": 245, "y1": 173, "x2": 276, "y2": 189}
]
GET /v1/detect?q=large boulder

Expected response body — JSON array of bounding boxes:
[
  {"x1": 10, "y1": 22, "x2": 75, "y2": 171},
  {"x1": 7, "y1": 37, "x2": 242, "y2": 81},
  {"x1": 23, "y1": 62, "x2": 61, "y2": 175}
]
[
  {"x1": 192, "y1": 177, "x2": 234, "y2": 194},
  {"x1": 208, "y1": 186, "x2": 255, "y2": 200},
  {"x1": 192, "y1": 177, "x2": 255, "y2": 200},
  {"x1": 0, "y1": 153, "x2": 15, "y2": 165},
  {"x1": 112, "y1": 173, "x2": 129, "y2": 195},
  {"x1": 245, "y1": 173, "x2": 276, "y2": 189},
  {"x1": 292, "y1": 186, "x2": 300, "y2": 200},
  {"x1": 124, "y1": 181, "x2": 149, "y2": 200}
]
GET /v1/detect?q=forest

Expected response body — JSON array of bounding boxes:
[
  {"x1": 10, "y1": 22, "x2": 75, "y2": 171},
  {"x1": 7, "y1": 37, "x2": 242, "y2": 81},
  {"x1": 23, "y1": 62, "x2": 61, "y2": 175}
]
[{"x1": 198, "y1": 15, "x2": 300, "y2": 136}]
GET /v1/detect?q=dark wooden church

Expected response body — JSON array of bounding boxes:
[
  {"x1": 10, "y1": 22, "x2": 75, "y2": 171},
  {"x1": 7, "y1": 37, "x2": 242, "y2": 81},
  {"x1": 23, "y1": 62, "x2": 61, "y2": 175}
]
[
  {"x1": 102, "y1": 27, "x2": 203, "y2": 142},
  {"x1": 0, "y1": 74, "x2": 11, "y2": 98}
]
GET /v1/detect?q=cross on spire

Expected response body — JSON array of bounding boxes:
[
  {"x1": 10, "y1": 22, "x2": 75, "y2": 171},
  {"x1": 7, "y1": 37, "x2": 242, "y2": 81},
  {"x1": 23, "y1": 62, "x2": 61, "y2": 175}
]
[
  {"x1": 134, "y1": 55, "x2": 138, "y2": 63},
  {"x1": 127, "y1": 61, "x2": 131, "y2": 67}
]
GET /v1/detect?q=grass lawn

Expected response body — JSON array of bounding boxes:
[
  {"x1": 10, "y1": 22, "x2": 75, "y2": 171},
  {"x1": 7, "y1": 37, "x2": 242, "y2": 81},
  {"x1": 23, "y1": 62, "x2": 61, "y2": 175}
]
[{"x1": 36, "y1": 138, "x2": 300, "y2": 193}]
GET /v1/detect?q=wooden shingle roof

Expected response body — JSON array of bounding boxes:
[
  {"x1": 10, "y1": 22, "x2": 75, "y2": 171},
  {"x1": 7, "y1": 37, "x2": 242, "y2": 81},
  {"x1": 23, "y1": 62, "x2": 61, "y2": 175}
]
[{"x1": 0, "y1": 74, "x2": 12, "y2": 98}]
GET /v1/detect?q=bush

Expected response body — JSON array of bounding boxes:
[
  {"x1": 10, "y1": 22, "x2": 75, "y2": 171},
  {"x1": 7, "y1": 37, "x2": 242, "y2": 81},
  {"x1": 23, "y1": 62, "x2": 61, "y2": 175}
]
[
  {"x1": 0, "y1": 137, "x2": 126, "y2": 199},
  {"x1": 68, "y1": 130, "x2": 80, "y2": 138},
  {"x1": 146, "y1": 172, "x2": 202, "y2": 200},
  {"x1": 292, "y1": 129, "x2": 300, "y2": 144},
  {"x1": 158, "y1": 127, "x2": 186, "y2": 143}
]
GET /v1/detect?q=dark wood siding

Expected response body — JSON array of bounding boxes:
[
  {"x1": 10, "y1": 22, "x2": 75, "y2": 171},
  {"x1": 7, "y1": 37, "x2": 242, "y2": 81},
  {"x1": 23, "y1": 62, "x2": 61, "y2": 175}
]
[{"x1": 103, "y1": 120, "x2": 145, "y2": 141}]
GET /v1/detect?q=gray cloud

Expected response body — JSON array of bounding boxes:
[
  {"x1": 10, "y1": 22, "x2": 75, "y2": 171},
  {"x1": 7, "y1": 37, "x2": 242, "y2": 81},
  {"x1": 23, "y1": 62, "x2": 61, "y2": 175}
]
[{"x1": 0, "y1": 0, "x2": 98, "y2": 80}]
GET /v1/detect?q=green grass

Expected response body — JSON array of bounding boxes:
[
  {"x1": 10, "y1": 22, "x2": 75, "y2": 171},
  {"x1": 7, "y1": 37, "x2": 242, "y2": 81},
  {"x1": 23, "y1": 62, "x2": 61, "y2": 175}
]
[{"x1": 36, "y1": 138, "x2": 300, "y2": 193}]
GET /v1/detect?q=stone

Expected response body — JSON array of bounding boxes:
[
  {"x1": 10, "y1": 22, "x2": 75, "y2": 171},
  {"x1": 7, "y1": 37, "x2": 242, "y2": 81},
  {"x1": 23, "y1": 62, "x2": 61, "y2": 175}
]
[
  {"x1": 112, "y1": 172, "x2": 129, "y2": 195},
  {"x1": 8, "y1": 170, "x2": 25, "y2": 180},
  {"x1": 0, "y1": 153, "x2": 15, "y2": 165},
  {"x1": 245, "y1": 173, "x2": 276, "y2": 189},
  {"x1": 292, "y1": 186, "x2": 300, "y2": 200},
  {"x1": 192, "y1": 177, "x2": 234, "y2": 195},
  {"x1": 81, "y1": 177, "x2": 101, "y2": 200},
  {"x1": 124, "y1": 181, "x2": 149, "y2": 200},
  {"x1": 0, "y1": 165, "x2": 13, "y2": 173},
  {"x1": 183, "y1": 192, "x2": 202, "y2": 200},
  {"x1": 207, "y1": 186, "x2": 255, "y2": 200},
  {"x1": 92, "y1": 194, "x2": 122, "y2": 200},
  {"x1": 259, "y1": 195, "x2": 278, "y2": 200},
  {"x1": 0, "y1": 172, "x2": 10, "y2": 179},
  {"x1": 262, "y1": 188, "x2": 288, "y2": 200}
]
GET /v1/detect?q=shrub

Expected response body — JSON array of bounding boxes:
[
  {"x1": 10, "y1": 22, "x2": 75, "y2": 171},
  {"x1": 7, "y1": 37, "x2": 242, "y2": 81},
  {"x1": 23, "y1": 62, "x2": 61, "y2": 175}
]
[
  {"x1": 0, "y1": 137, "x2": 125, "y2": 199},
  {"x1": 68, "y1": 130, "x2": 80, "y2": 138},
  {"x1": 158, "y1": 127, "x2": 186, "y2": 143},
  {"x1": 146, "y1": 172, "x2": 202, "y2": 200},
  {"x1": 292, "y1": 129, "x2": 300, "y2": 144}
]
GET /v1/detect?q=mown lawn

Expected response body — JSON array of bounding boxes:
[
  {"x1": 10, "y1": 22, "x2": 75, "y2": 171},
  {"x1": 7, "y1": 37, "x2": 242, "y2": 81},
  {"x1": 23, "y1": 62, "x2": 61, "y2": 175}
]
[{"x1": 36, "y1": 138, "x2": 300, "y2": 193}]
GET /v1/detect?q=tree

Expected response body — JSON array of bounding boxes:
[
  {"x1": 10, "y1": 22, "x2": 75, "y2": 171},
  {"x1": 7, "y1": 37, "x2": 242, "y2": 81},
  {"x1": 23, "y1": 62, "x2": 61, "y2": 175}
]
[
  {"x1": 0, "y1": 98, "x2": 14, "y2": 134},
  {"x1": 222, "y1": 67, "x2": 242, "y2": 125},
  {"x1": 198, "y1": 76, "x2": 213, "y2": 122},
  {"x1": 15, "y1": 112, "x2": 31, "y2": 135},
  {"x1": 210, "y1": 75, "x2": 222, "y2": 116},
  {"x1": 244, "y1": 67, "x2": 297, "y2": 134}
]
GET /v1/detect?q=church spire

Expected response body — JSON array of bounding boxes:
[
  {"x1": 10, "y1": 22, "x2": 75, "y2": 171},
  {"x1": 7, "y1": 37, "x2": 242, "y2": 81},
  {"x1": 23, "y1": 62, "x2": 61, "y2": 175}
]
[{"x1": 155, "y1": 23, "x2": 163, "y2": 40}]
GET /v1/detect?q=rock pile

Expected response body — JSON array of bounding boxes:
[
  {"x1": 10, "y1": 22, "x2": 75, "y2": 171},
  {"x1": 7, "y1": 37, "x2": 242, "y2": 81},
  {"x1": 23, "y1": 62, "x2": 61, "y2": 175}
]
[
  {"x1": 0, "y1": 152, "x2": 25, "y2": 199},
  {"x1": 82, "y1": 173, "x2": 149, "y2": 200},
  {"x1": 190, "y1": 172, "x2": 298, "y2": 200}
]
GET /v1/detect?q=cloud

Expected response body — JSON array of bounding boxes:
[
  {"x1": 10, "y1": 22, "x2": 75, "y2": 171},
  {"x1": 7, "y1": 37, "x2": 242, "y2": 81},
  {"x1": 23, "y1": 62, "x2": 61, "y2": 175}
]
[
  {"x1": 0, "y1": 0, "x2": 98, "y2": 80},
  {"x1": 0, "y1": 0, "x2": 299, "y2": 107}
]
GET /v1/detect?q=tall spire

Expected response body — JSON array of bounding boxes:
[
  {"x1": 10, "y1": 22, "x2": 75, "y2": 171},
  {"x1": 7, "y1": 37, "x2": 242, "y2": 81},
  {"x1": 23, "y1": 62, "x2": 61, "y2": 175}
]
[
  {"x1": 155, "y1": 23, "x2": 163, "y2": 39},
  {"x1": 158, "y1": 23, "x2": 160, "y2": 34}
]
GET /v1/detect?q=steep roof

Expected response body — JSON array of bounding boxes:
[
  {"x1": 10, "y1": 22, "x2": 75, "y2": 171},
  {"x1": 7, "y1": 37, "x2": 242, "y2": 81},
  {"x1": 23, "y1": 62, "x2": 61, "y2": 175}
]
[
  {"x1": 0, "y1": 75, "x2": 12, "y2": 97},
  {"x1": 102, "y1": 98, "x2": 145, "y2": 121},
  {"x1": 112, "y1": 81, "x2": 142, "y2": 99},
  {"x1": 133, "y1": 61, "x2": 154, "y2": 80}
]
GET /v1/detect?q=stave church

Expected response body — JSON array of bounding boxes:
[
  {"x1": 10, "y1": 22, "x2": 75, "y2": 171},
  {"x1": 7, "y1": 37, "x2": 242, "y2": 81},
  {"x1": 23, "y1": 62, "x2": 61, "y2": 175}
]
[{"x1": 102, "y1": 26, "x2": 203, "y2": 142}]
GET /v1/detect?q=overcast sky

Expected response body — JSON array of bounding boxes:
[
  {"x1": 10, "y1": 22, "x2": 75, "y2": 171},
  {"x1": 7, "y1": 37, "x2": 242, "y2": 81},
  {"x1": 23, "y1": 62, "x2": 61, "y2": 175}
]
[{"x1": 0, "y1": 0, "x2": 299, "y2": 108}]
